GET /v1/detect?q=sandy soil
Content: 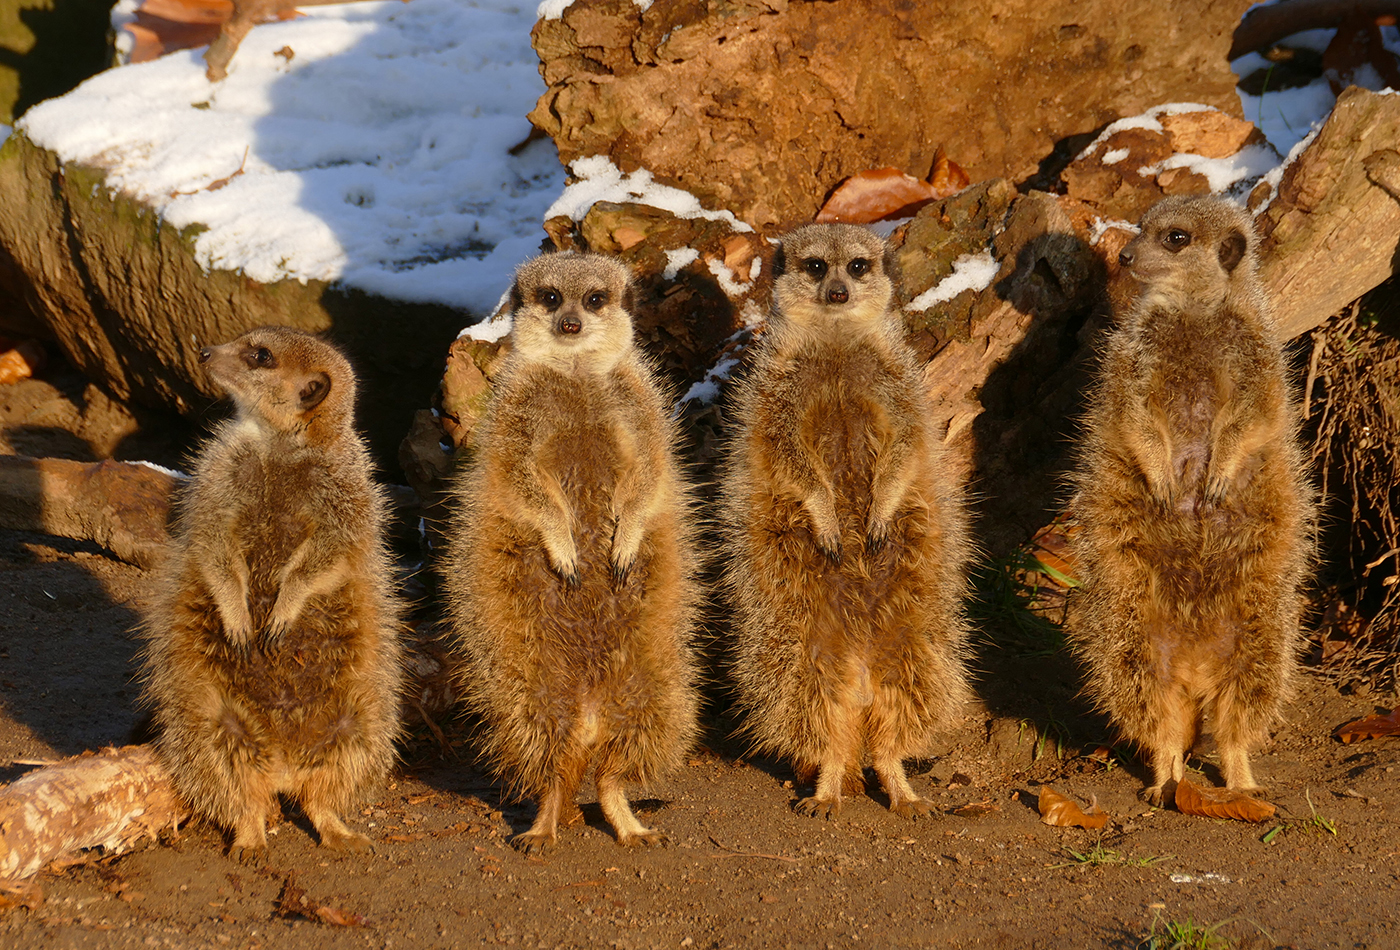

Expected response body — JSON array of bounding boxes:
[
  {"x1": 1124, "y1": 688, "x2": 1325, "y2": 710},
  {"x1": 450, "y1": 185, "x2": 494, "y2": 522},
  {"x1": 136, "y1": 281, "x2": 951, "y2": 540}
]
[{"x1": 1, "y1": 367, "x2": 1398, "y2": 950}]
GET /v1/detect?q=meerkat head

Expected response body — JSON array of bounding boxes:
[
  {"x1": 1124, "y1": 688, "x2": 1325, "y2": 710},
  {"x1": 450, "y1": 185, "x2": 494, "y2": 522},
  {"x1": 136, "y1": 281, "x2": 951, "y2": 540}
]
[
  {"x1": 1118, "y1": 196, "x2": 1261, "y2": 313},
  {"x1": 199, "y1": 326, "x2": 354, "y2": 441},
  {"x1": 771, "y1": 224, "x2": 896, "y2": 331},
  {"x1": 508, "y1": 252, "x2": 636, "y2": 375}
]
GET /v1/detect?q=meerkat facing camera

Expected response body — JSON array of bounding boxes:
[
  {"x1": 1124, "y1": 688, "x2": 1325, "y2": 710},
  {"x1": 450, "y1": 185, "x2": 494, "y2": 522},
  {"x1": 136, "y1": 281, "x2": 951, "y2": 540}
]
[
  {"x1": 1069, "y1": 196, "x2": 1314, "y2": 805},
  {"x1": 443, "y1": 252, "x2": 700, "y2": 853},
  {"x1": 721, "y1": 223, "x2": 972, "y2": 820},
  {"x1": 141, "y1": 326, "x2": 404, "y2": 857}
]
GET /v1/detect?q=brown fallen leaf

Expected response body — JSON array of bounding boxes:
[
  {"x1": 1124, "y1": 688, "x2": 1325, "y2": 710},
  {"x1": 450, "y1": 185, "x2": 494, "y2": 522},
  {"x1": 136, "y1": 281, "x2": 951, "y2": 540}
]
[
  {"x1": 927, "y1": 145, "x2": 970, "y2": 199},
  {"x1": 0, "y1": 338, "x2": 45, "y2": 385},
  {"x1": 1174, "y1": 779, "x2": 1277, "y2": 822},
  {"x1": 815, "y1": 167, "x2": 938, "y2": 224},
  {"x1": 1037, "y1": 786, "x2": 1109, "y2": 829},
  {"x1": 951, "y1": 799, "x2": 1001, "y2": 819},
  {"x1": 275, "y1": 872, "x2": 368, "y2": 927},
  {"x1": 1335, "y1": 707, "x2": 1400, "y2": 743}
]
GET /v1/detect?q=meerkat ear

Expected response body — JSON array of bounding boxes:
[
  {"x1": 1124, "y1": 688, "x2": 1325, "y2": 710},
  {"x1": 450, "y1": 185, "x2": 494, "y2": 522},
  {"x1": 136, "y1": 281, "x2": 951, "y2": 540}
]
[
  {"x1": 508, "y1": 279, "x2": 524, "y2": 314},
  {"x1": 621, "y1": 282, "x2": 636, "y2": 314},
  {"x1": 299, "y1": 372, "x2": 331, "y2": 411},
  {"x1": 1218, "y1": 230, "x2": 1247, "y2": 273},
  {"x1": 771, "y1": 243, "x2": 787, "y2": 279},
  {"x1": 882, "y1": 244, "x2": 901, "y2": 287}
]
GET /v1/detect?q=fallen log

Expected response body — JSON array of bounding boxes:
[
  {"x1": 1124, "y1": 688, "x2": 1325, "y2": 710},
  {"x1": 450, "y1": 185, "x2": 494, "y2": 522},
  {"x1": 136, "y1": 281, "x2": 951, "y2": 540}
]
[
  {"x1": 0, "y1": 745, "x2": 185, "y2": 883},
  {"x1": 0, "y1": 456, "x2": 179, "y2": 569}
]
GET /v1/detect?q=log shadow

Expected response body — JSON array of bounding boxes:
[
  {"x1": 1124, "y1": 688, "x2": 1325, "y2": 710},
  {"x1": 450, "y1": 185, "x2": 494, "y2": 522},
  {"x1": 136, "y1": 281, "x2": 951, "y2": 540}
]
[
  {"x1": 964, "y1": 228, "x2": 1115, "y2": 745},
  {"x1": 0, "y1": 526, "x2": 146, "y2": 760}
]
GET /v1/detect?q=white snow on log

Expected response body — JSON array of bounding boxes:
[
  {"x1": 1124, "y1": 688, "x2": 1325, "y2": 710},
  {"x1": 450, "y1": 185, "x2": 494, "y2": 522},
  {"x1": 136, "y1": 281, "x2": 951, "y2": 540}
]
[
  {"x1": 537, "y1": 0, "x2": 576, "y2": 19},
  {"x1": 1075, "y1": 103, "x2": 1213, "y2": 160},
  {"x1": 1088, "y1": 217, "x2": 1137, "y2": 246},
  {"x1": 663, "y1": 248, "x2": 699, "y2": 280},
  {"x1": 707, "y1": 258, "x2": 752, "y2": 297},
  {"x1": 135, "y1": 460, "x2": 188, "y2": 480},
  {"x1": 679, "y1": 357, "x2": 740, "y2": 407},
  {"x1": 904, "y1": 250, "x2": 999, "y2": 312},
  {"x1": 1138, "y1": 143, "x2": 1279, "y2": 194},
  {"x1": 1100, "y1": 147, "x2": 1129, "y2": 165},
  {"x1": 21, "y1": 0, "x2": 565, "y2": 316},
  {"x1": 545, "y1": 156, "x2": 755, "y2": 232}
]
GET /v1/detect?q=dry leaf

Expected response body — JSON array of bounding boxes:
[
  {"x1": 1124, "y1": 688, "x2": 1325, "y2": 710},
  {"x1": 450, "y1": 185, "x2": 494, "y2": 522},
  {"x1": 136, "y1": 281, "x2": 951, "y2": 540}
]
[
  {"x1": 1335, "y1": 707, "x2": 1400, "y2": 743},
  {"x1": 927, "y1": 145, "x2": 970, "y2": 199},
  {"x1": 275, "y1": 873, "x2": 368, "y2": 926},
  {"x1": 951, "y1": 799, "x2": 1001, "y2": 819},
  {"x1": 1174, "y1": 779, "x2": 1276, "y2": 822},
  {"x1": 815, "y1": 168, "x2": 939, "y2": 224},
  {"x1": 0, "y1": 339, "x2": 45, "y2": 385},
  {"x1": 1037, "y1": 786, "x2": 1109, "y2": 829}
]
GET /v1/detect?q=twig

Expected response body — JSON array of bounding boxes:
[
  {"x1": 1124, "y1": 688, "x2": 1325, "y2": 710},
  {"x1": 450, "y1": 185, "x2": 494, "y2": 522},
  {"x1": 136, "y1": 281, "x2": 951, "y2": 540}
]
[{"x1": 705, "y1": 836, "x2": 800, "y2": 862}]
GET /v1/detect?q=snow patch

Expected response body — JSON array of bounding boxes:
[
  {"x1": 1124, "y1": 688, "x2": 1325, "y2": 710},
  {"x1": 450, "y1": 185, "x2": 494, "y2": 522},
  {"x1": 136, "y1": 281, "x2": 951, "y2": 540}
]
[
  {"x1": 23, "y1": 0, "x2": 565, "y2": 317},
  {"x1": 135, "y1": 460, "x2": 189, "y2": 479},
  {"x1": 1100, "y1": 147, "x2": 1129, "y2": 165},
  {"x1": 537, "y1": 0, "x2": 576, "y2": 19},
  {"x1": 1138, "y1": 143, "x2": 1280, "y2": 194},
  {"x1": 1075, "y1": 103, "x2": 1213, "y2": 160},
  {"x1": 545, "y1": 156, "x2": 754, "y2": 232},
  {"x1": 1088, "y1": 217, "x2": 1137, "y2": 247},
  {"x1": 663, "y1": 247, "x2": 699, "y2": 280},
  {"x1": 707, "y1": 258, "x2": 751, "y2": 297},
  {"x1": 904, "y1": 250, "x2": 999, "y2": 312}
]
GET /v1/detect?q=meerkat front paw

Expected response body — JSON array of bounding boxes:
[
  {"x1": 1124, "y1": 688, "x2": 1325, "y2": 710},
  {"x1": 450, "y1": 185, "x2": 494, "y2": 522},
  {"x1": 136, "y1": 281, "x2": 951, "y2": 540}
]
[
  {"x1": 865, "y1": 517, "x2": 890, "y2": 555},
  {"x1": 510, "y1": 828, "x2": 557, "y2": 855},
  {"x1": 1139, "y1": 784, "x2": 1168, "y2": 808},
  {"x1": 794, "y1": 796, "x2": 841, "y2": 820},
  {"x1": 218, "y1": 601, "x2": 255, "y2": 647}
]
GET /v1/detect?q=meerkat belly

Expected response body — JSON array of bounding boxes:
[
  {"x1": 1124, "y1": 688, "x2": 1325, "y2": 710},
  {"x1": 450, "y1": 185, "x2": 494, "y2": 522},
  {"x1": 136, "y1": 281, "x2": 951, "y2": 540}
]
[{"x1": 1162, "y1": 376, "x2": 1218, "y2": 504}]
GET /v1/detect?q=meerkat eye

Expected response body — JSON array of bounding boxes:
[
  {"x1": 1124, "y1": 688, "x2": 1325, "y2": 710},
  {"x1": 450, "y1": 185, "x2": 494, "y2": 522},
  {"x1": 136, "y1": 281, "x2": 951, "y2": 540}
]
[
  {"x1": 536, "y1": 288, "x2": 562, "y2": 311},
  {"x1": 244, "y1": 346, "x2": 276, "y2": 369},
  {"x1": 584, "y1": 290, "x2": 608, "y2": 311},
  {"x1": 1162, "y1": 228, "x2": 1192, "y2": 251},
  {"x1": 802, "y1": 258, "x2": 828, "y2": 280},
  {"x1": 847, "y1": 258, "x2": 872, "y2": 278}
]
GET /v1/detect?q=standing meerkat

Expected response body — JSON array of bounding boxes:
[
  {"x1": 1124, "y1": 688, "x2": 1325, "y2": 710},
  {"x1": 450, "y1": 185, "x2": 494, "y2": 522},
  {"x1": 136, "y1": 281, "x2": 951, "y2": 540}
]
[
  {"x1": 141, "y1": 326, "x2": 404, "y2": 857},
  {"x1": 1070, "y1": 196, "x2": 1314, "y2": 805},
  {"x1": 443, "y1": 252, "x2": 700, "y2": 853},
  {"x1": 721, "y1": 223, "x2": 972, "y2": 820}
]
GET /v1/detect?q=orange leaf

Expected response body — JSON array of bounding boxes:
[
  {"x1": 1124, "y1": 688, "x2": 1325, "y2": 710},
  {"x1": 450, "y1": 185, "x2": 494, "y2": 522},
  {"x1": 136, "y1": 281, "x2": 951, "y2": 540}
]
[
  {"x1": 927, "y1": 145, "x2": 970, "y2": 199},
  {"x1": 951, "y1": 799, "x2": 1001, "y2": 819},
  {"x1": 1037, "y1": 786, "x2": 1109, "y2": 829},
  {"x1": 1335, "y1": 707, "x2": 1400, "y2": 743},
  {"x1": 816, "y1": 167, "x2": 938, "y2": 225},
  {"x1": 1174, "y1": 779, "x2": 1276, "y2": 822}
]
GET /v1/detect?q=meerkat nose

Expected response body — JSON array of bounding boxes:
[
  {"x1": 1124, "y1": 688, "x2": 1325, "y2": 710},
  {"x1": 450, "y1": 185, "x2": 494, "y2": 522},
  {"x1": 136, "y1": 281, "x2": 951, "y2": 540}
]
[
  {"x1": 1118, "y1": 248, "x2": 1135, "y2": 268},
  {"x1": 557, "y1": 315, "x2": 583, "y2": 335},
  {"x1": 826, "y1": 284, "x2": 849, "y2": 304},
  {"x1": 198, "y1": 347, "x2": 213, "y2": 363}
]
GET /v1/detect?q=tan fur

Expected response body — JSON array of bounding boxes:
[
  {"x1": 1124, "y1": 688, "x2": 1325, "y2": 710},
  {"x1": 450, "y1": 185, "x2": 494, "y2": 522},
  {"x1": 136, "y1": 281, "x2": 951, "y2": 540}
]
[
  {"x1": 720, "y1": 224, "x2": 972, "y2": 820},
  {"x1": 443, "y1": 252, "x2": 701, "y2": 853},
  {"x1": 140, "y1": 327, "x2": 404, "y2": 858},
  {"x1": 1069, "y1": 196, "x2": 1315, "y2": 805}
]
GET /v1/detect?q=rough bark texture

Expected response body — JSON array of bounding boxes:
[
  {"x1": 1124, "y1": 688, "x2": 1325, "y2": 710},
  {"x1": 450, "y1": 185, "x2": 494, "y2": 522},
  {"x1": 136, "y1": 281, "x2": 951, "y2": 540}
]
[
  {"x1": 1254, "y1": 86, "x2": 1400, "y2": 340},
  {"x1": 529, "y1": 0, "x2": 1253, "y2": 229},
  {"x1": 0, "y1": 133, "x2": 463, "y2": 466},
  {"x1": 0, "y1": 745, "x2": 186, "y2": 883},
  {"x1": 0, "y1": 455, "x2": 178, "y2": 569}
]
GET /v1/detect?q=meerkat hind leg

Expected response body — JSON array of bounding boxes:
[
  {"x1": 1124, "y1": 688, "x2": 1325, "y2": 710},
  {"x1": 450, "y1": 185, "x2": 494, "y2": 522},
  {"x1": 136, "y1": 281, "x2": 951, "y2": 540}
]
[
  {"x1": 873, "y1": 753, "x2": 935, "y2": 819},
  {"x1": 597, "y1": 768, "x2": 666, "y2": 847},
  {"x1": 1140, "y1": 689, "x2": 1194, "y2": 806},
  {"x1": 305, "y1": 803, "x2": 373, "y2": 852},
  {"x1": 511, "y1": 746, "x2": 590, "y2": 855},
  {"x1": 1214, "y1": 686, "x2": 1268, "y2": 797}
]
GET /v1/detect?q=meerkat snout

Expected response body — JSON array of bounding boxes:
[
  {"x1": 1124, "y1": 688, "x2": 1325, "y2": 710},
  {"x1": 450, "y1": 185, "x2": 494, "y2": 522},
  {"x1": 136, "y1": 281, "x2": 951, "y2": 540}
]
[{"x1": 557, "y1": 314, "x2": 582, "y2": 335}]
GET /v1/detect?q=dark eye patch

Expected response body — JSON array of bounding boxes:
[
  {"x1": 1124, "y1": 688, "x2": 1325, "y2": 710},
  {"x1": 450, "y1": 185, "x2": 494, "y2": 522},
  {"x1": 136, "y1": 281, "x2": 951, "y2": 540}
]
[
  {"x1": 584, "y1": 290, "x2": 608, "y2": 312},
  {"x1": 847, "y1": 258, "x2": 872, "y2": 278},
  {"x1": 802, "y1": 258, "x2": 828, "y2": 280},
  {"x1": 536, "y1": 288, "x2": 562, "y2": 310}
]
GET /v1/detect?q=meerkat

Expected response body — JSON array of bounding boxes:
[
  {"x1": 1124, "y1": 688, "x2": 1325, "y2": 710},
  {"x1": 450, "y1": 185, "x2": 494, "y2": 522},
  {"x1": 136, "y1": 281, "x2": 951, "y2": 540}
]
[
  {"x1": 720, "y1": 223, "x2": 972, "y2": 820},
  {"x1": 443, "y1": 252, "x2": 700, "y2": 853},
  {"x1": 1069, "y1": 195, "x2": 1314, "y2": 806},
  {"x1": 141, "y1": 326, "x2": 404, "y2": 858}
]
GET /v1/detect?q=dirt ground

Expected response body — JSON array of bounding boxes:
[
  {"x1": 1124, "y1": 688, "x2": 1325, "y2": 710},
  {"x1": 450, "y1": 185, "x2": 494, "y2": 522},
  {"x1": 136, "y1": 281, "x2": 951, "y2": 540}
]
[{"x1": 2, "y1": 364, "x2": 1399, "y2": 950}]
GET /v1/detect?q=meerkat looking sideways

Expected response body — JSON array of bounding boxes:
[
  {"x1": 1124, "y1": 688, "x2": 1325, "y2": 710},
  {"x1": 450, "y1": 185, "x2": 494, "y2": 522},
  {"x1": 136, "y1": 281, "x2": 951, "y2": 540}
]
[
  {"x1": 444, "y1": 252, "x2": 700, "y2": 853},
  {"x1": 721, "y1": 223, "x2": 972, "y2": 820},
  {"x1": 1070, "y1": 196, "x2": 1314, "y2": 805},
  {"x1": 141, "y1": 326, "x2": 404, "y2": 858}
]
